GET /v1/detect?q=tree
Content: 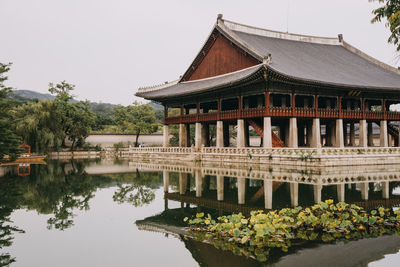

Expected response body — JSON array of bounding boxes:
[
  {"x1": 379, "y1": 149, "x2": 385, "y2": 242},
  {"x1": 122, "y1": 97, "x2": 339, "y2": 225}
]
[
  {"x1": 12, "y1": 100, "x2": 64, "y2": 153},
  {"x1": 371, "y1": 0, "x2": 400, "y2": 51},
  {"x1": 48, "y1": 81, "x2": 96, "y2": 150},
  {"x1": 0, "y1": 63, "x2": 22, "y2": 161},
  {"x1": 67, "y1": 101, "x2": 96, "y2": 150},
  {"x1": 113, "y1": 102, "x2": 158, "y2": 146}
]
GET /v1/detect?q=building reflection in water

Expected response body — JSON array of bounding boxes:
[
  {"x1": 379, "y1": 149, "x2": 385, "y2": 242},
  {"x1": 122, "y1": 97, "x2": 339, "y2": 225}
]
[
  {"x1": 135, "y1": 160, "x2": 400, "y2": 266},
  {"x1": 130, "y1": 161, "x2": 400, "y2": 214}
]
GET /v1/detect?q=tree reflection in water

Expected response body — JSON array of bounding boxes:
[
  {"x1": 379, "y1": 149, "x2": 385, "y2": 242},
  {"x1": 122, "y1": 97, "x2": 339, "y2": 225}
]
[
  {"x1": 0, "y1": 160, "x2": 162, "y2": 265},
  {"x1": 112, "y1": 170, "x2": 162, "y2": 207},
  {"x1": 0, "y1": 175, "x2": 24, "y2": 266}
]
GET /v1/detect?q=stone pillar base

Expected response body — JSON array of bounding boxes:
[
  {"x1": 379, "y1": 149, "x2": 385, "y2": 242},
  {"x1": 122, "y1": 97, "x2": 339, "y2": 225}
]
[
  {"x1": 380, "y1": 120, "x2": 388, "y2": 147},
  {"x1": 216, "y1": 121, "x2": 224, "y2": 147},
  {"x1": 163, "y1": 125, "x2": 169, "y2": 147},
  {"x1": 263, "y1": 117, "x2": 272, "y2": 148},
  {"x1": 237, "y1": 119, "x2": 246, "y2": 148},
  {"x1": 288, "y1": 118, "x2": 298, "y2": 148}
]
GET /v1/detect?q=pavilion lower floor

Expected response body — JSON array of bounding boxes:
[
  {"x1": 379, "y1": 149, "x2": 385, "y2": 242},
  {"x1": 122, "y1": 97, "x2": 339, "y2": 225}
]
[{"x1": 162, "y1": 117, "x2": 400, "y2": 148}]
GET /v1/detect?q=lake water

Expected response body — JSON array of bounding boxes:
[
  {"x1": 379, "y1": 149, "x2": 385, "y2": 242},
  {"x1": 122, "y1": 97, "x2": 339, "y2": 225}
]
[{"x1": 1, "y1": 159, "x2": 400, "y2": 266}]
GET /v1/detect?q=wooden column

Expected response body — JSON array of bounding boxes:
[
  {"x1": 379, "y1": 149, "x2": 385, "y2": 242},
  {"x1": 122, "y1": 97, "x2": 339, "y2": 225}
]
[
  {"x1": 217, "y1": 98, "x2": 221, "y2": 120},
  {"x1": 265, "y1": 91, "x2": 270, "y2": 116},
  {"x1": 164, "y1": 106, "x2": 168, "y2": 123},
  {"x1": 291, "y1": 92, "x2": 295, "y2": 116},
  {"x1": 382, "y1": 99, "x2": 386, "y2": 119},
  {"x1": 180, "y1": 105, "x2": 184, "y2": 123},
  {"x1": 196, "y1": 102, "x2": 200, "y2": 121},
  {"x1": 362, "y1": 98, "x2": 365, "y2": 119},
  {"x1": 238, "y1": 96, "x2": 243, "y2": 118}
]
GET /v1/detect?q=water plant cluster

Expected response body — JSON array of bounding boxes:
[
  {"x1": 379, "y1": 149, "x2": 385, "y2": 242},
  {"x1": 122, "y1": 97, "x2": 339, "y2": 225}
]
[{"x1": 184, "y1": 200, "x2": 400, "y2": 262}]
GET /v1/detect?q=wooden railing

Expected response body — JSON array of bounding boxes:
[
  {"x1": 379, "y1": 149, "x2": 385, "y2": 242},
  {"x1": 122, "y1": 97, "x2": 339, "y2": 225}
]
[{"x1": 164, "y1": 107, "x2": 400, "y2": 124}]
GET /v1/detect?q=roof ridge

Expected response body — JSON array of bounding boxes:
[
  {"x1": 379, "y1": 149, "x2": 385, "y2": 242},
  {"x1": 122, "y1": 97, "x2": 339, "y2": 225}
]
[
  {"x1": 341, "y1": 41, "x2": 400, "y2": 75},
  {"x1": 138, "y1": 79, "x2": 179, "y2": 93},
  {"x1": 222, "y1": 18, "x2": 341, "y2": 45}
]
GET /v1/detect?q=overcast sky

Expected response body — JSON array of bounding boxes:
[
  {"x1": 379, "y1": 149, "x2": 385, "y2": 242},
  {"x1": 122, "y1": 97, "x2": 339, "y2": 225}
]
[{"x1": 1, "y1": 0, "x2": 398, "y2": 105}]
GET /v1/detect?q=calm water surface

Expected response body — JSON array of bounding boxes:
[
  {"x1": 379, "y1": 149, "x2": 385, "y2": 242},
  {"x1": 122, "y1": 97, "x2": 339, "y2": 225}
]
[{"x1": 1, "y1": 159, "x2": 400, "y2": 267}]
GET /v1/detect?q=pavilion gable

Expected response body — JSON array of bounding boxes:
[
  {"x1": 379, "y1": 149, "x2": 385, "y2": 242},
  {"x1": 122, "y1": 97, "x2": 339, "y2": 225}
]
[{"x1": 183, "y1": 32, "x2": 259, "y2": 81}]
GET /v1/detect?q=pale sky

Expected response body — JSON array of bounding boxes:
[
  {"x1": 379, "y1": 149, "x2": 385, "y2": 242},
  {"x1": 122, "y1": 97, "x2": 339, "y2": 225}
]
[{"x1": 0, "y1": 0, "x2": 398, "y2": 105}]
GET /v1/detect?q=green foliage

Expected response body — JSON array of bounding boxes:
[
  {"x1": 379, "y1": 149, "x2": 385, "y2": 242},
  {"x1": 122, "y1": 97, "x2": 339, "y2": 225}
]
[
  {"x1": 113, "y1": 142, "x2": 124, "y2": 151},
  {"x1": 0, "y1": 63, "x2": 22, "y2": 160},
  {"x1": 12, "y1": 100, "x2": 65, "y2": 152},
  {"x1": 371, "y1": 0, "x2": 400, "y2": 51},
  {"x1": 113, "y1": 101, "x2": 158, "y2": 146},
  {"x1": 185, "y1": 200, "x2": 400, "y2": 263},
  {"x1": 67, "y1": 101, "x2": 96, "y2": 150},
  {"x1": 12, "y1": 81, "x2": 96, "y2": 152}
]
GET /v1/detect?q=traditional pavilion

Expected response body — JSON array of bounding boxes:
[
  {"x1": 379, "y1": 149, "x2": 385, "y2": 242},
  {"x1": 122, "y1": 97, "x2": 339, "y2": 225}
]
[{"x1": 136, "y1": 14, "x2": 400, "y2": 149}]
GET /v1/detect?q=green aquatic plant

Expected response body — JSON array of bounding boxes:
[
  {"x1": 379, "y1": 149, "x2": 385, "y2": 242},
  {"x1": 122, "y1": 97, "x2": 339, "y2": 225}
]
[{"x1": 184, "y1": 200, "x2": 400, "y2": 263}]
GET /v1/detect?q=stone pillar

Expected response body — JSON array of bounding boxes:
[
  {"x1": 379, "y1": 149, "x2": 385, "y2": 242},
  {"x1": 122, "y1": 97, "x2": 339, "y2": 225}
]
[
  {"x1": 288, "y1": 117, "x2": 298, "y2": 148},
  {"x1": 335, "y1": 119, "x2": 344, "y2": 148},
  {"x1": 314, "y1": 184, "x2": 322, "y2": 204},
  {"x1": 195, "y1": 122, "x2": 202, "y2": 148},
  {"x1": 179, "y1": 173, "x2": 187, "y2": 195},
  {"x1": 382, "y1": 181, "x2": 389, "y2": 199},
  {"x1": 216, "y1": 121, "x2": 224, "y2": 147},
  {"x1": 238, "y1": 178, "x2": 246, "y2": 204},
  {"x1": 290, "y1": 183, "x2": 298, "y2": 207},
  {"x1": 179, "y1": 124, "x2": 188, "y2": 147},
  {"x1": 264, "y1": 180, "x2": 273, "y2": 209},
  {"x1": 368, "y1": 122, "x2": 374, "y2": 147},
  {"x1": 217, "y1": 175, "x2": 224, "y2": 201},
  {"x1": 163, "y1": 170, "x2": 169, "y2": 193},
  {"x1": 201, "y1": 123, "x2": 210, "y2": 147},
  {"x1": 359, "y1": 120, "x2": 368, "y2": 147},
  {"x1": 350, "y1": 122, "x2": 355, "y2": 146},
  {"x1": 311, "y1": 118, "x2": 321, "y2": 148},
  {"x1": 195, "y1": 170, "x2": 202, "y2": 197},
  {"x1": 223, "y1": 123, "x2": 230, "y2": 147},
  {"x1": 163, "y1": 125, "x2": 169, "y2": 147},
  {"x1": 237, "y1": 119, "x2": 246, "y2": 147},
  {"x1": 380, "y1": 120, "x2": 388, "y2": 147},
  {"x1": 361, "y1": 183, "x2": 369, "y2": 200},
  {"x1": 337, "y1": 184, "x2": 345, "y2": 202},
  {"x1": 263, "y1": 117, "x2": 272, "y2": 148}
]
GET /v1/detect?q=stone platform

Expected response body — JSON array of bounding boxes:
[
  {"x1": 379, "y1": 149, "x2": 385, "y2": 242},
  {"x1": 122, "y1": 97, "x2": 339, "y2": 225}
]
[{"x1": 126, "y1": 147, "x2": 400, "y2": 167}]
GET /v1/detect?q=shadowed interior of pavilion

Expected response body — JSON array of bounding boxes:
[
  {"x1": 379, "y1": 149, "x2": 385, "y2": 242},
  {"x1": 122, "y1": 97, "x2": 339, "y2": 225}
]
[{"x1": 136, "y1": 15, "x2": 400, "y2": 151}]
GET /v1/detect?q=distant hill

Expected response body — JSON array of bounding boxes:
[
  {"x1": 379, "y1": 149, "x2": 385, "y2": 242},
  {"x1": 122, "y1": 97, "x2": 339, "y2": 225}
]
[
  {"x1": 10, "y1": 89, "x2": 162, "y2": 111},
  {"x1": 10, "y1": 89, "x2": 55, "y2": 101},
  {"x1": 149, "y1": 101, "x2": 163, "y2": 110}
]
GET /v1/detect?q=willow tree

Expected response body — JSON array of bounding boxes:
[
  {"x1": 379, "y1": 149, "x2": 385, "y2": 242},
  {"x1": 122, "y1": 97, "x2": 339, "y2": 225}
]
[
  {"x1": 371, "y1": 0, "x2": 400, "y2": 51},
  {"x1": 0, "y1": 63, "x2": 22, "y2": 161},
  {"x1": 12, "y1": 100, "x2": 64, "y2": 153}
]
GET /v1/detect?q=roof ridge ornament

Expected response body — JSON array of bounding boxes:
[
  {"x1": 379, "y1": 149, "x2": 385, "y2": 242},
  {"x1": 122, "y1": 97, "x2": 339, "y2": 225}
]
[
  {"x1": 217, "y1": 14, "x2": 223, "y2": 21},
  {"x1": 263, "y1": 54, "x2": 272, "y2": 65},
  {"x1": 338, "y1": 34, "x2": 343, "y2": 43}
]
